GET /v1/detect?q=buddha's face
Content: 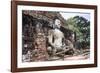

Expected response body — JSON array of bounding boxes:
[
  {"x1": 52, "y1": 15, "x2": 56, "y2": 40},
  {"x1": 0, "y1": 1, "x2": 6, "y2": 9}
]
[{"x1": 54, "y1": 19, "x2": 61, "y2": 28}]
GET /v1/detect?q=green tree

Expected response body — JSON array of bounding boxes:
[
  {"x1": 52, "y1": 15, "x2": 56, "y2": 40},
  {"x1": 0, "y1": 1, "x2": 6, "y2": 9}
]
[{"x1": 65, "y1": 16, "x2": 90, "y2": 49}]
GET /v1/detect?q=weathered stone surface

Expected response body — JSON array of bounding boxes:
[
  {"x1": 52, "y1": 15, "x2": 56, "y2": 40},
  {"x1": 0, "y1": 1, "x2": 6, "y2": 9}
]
[
  {"x1": 23, "y1": 10, "x2": 66, "y2": 25},
  {"x1": 22, "y1": 10, "x2": 77, "y2": 62}
]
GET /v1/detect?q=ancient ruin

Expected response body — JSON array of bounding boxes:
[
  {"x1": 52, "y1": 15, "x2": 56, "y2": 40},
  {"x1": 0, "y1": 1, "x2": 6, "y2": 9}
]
[{"x1": 22, "y1": 10, "x2": 89, "y2": 62}]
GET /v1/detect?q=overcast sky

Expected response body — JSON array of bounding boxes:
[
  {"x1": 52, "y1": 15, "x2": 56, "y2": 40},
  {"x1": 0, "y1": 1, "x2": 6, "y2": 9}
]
[{"x1": 60, "y1": 12, "x2": 90, "y2": 21}]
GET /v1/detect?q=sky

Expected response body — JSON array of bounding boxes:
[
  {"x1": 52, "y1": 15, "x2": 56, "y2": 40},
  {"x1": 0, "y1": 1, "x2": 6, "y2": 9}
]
[{"x1": 60, "y1": 12, "x2": 90, "y2": 21}]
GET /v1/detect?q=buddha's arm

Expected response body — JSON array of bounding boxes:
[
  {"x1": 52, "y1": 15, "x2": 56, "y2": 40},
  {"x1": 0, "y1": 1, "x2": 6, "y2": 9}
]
[{"x1": 48, "y1": 30, "x2": 54, "y2": 47}]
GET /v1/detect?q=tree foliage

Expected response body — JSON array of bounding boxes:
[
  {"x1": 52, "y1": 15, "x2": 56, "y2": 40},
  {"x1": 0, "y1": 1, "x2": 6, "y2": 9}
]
[{"x1": 65, "y1": 16, "x2": 90, "y2": 49}]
